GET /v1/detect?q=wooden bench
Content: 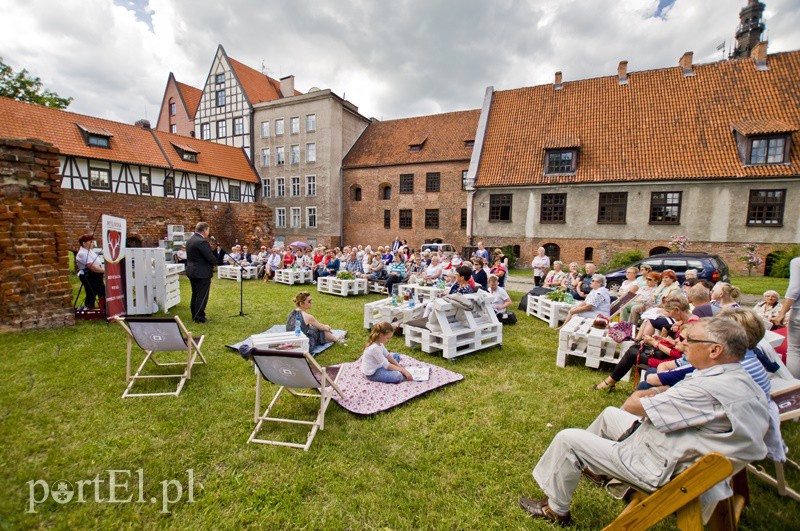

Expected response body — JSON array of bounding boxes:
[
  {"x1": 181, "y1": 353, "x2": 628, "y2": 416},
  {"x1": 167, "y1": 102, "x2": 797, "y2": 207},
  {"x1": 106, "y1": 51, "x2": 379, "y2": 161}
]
[
  {"x1": 526, "y1": 295, "x2": 573, "y2": 328},
  {"x1": 556, "y1": 317, "x2": 635, "y2": 381},
  {"x1": 396, "y1": 283, "x2": 448, "y2": 303},
  {"x1": 316, "y1": 276, "x2": 368, "y2": 297},
  {"x1": 274, "y1": 268, "x2": 313, "y2": 285},
  {"x1": 218, "y1": 265, "x2": 258, "y2": 281},
  {"x1": 363, "y1": 297, "x2": 425, "y2": 329}
]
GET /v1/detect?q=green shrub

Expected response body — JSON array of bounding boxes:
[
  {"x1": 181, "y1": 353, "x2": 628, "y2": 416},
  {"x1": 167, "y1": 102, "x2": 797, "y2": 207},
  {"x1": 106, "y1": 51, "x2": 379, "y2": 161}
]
[
  {"x1": 768, "y1": 246, "x2": 800, "y2": 278},
  {"x1": 336, "y1": 271, "x2": 356, "y2": 280},
  {"x1": 501, "y1": 245, "x2": 516, "y2": 270},
  {"x1": 598, "y1": 250, "x2": 645, "y2": 273}
]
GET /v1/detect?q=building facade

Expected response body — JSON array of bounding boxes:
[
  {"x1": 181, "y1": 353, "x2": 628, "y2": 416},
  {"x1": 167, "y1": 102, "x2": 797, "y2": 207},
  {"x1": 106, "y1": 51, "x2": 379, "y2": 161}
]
[
  {"x1": 154, "y1": 73, "x2": 201, "y2": 137},
  {"x1": 255, "y1": 89, "x2": 370, "y2": 248},
  {"x1": 342, "y1": 110, "x2": 479, "y2": 249}
]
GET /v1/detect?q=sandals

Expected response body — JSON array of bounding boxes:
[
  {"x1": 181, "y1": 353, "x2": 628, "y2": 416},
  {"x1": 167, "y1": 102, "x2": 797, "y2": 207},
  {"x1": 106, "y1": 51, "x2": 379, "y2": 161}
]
[{"x1": 593, "y1": 378, "x2": 616, "y2": 392}]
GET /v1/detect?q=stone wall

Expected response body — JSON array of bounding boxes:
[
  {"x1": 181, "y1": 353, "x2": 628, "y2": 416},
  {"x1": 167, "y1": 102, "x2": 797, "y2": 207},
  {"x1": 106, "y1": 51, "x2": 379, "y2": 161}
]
[
  {"x1": 0, "y1": 139, "x2": 74, "y2": 332},
  {"x1": 61, "y1": 189, "x2": 274, "y2": 251}
]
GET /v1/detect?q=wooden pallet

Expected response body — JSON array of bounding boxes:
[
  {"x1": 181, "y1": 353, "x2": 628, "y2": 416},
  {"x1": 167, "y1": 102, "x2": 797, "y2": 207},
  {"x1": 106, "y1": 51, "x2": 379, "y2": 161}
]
[
  {"x1": 218, "y1": 265, "x2": 258, "y2": 281},
  {"x1": 556, "y1": 317, "x2": 635, "y2": 381},
  {"x1": 250, "y1": 331, "x2": 310, "y2": 352},
  {"x1": 125, "y1": 248, "x2": 184, "y2": 315},
  {"x1": 316, "y1": 276, "x2": 368, "y2": 297},
  {"x1": 363, "y1": 297, "x2": 425, "y2": 329},
  {"x1": 526, "y1": 295, "x2": 573, "y2": 328},
  {"x1": 368, "y1": 280, "x2": 388, "y2": 294},
  {"x1": 404, "y1": 291, "x2": 502, "y2": 359},
  {"x1": 395, "y1": 283, "x2": 447, "y2": 303},
  {"x1": 274, "y1": 268, "x2": 313, "y2": 285}
]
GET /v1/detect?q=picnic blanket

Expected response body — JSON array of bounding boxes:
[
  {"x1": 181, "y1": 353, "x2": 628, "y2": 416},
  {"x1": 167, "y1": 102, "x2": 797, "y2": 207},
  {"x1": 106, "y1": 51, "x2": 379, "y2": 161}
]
[
  {"x1": 226, "y1": 324, "x2": 346, "y2": 357},
  {"x1": 331, "y1": 354, "x2": 463, "y2": 415}
]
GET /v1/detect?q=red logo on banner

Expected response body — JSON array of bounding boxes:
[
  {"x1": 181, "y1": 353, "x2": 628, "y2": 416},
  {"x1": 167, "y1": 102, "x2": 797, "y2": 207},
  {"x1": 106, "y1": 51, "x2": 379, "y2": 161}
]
[{"x1": 107, "y1": 230, "x2": 121, "y2": 262}]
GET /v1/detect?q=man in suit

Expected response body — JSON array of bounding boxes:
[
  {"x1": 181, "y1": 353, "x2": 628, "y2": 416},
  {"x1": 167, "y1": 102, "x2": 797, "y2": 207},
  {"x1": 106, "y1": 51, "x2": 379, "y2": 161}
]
[{"x1": 186, "y1": 222, "x2": 217, "y2": 323}]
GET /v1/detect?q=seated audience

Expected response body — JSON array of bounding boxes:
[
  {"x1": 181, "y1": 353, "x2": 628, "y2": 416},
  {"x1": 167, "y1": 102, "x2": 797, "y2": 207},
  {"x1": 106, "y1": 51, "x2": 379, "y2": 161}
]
[
  {"x1": 225, "y1": 245, "x2": 241, "y2": 265},
  {"x1": 617, "y1": 266, "x2": 640, "y2": 296},
  {"x1": 423, "y1": 256, "x2": 444, "y2": 283},
  {"x1": 449, "y1": 265, "x2": 476, "y2": 295},
  {"x1": 263, "y1": 248, "x2": 282, "y2": 282},
  {"x1": 629, "y1": 270, "x2": 680, "y2": 325},
  {"x1": 490, "y1": 257, "x2": 508, "y2": 288},
  {"x1": 561, "y1": 262, "x2": 582, "y2": 292},
  {"x1": 209, "y1": 238, "x2": 225, "y2": 266},
  {"x1": 562, "y1": 274, "x2": 611, "y2": 327},
  {"x1": 319, "y1": 250, "x2": 340, "y2": 277},
  {"x1": 344, "y1": 250, "x2": 364, "y2": 274},
  {"x1": 285, "y1": 291, "x2": 345, "y2": 349},
  {"x1": 385, "y1": 251, "x2": 408, "y2": 295},
  {"x1": 282, "y1": 247, "x2": 296, "y2": 268},
  {"x1": 240, "y1": 245, "x2": 253, "y2": 265},
  {"x1": 542, "y1": 261, "x2": 566, "y2": 289},
  {"x1": 174, "y1": 244, "x2": 187, "y2": 264},
  {"x1": 362, "y1": 252, "x2": 386, "y2": 280},
  {"x1": 488, "y1": 274, "x2": 512, "y2": 315},
  {"x1": 711, "y1": 282, "x2": 741, "y2": 314},
  {"x1": 360, "y1": 322, "x2": 413, "y2": 383},
  {"x1": 572, "y1": 263, "x2": 597, "y2": 301},
  {"x1": 754, "y1": 290, "x2": 783, "y2": 330},
  {"x1": 688, "y1": 284, "x2": 714, "y2": 317},
  {"x1": 472, "y1": 257, "x2": 488, "y2": 291}
]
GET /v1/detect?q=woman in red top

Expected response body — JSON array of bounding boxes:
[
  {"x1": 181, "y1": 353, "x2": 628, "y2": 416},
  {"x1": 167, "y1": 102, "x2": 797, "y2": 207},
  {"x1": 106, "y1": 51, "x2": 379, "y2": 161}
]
[{"x1": 282, "y1": 247, "x2": 296, "y2": 268}]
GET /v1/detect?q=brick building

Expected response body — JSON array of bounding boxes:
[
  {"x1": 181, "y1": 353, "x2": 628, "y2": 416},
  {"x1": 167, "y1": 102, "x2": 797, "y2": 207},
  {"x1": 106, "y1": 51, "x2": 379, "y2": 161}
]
[
  {"x1": 342, "y1": 110, "x2": 479, "y2": 249},
  {"x1": 465, "y1": 45, "x2": 800, "y2": 273},
  {"x1": 154, "y1": 72, "x2": 201, "y2": 137}
]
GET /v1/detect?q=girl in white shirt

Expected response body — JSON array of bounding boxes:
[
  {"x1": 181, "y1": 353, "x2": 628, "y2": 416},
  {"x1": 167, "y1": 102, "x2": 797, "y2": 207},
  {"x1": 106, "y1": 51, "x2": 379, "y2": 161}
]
[{"x1": 359, "y1": 322, "x2": 412, "y2": 383}]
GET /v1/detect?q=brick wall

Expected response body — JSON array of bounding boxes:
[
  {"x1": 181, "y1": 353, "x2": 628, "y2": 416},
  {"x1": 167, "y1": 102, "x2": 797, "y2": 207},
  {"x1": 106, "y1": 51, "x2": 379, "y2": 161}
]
[
  {"x1": 61, "y1": 189, "x2": 274, "y2": 251},
  {"x1": 0, "y1": 139, "x2": 74, "y2": 332}
]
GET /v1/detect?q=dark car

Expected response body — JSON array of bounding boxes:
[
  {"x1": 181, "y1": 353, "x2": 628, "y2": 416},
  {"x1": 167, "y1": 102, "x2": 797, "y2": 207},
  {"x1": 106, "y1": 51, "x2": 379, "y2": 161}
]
[{"x1": 603, "y1": 252, "x2": 730, "y2": 291}]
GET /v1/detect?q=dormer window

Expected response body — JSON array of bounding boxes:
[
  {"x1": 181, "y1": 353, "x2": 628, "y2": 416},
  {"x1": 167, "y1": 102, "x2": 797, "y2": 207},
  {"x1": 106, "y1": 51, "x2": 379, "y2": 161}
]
[
  {"x1": 731, "y1": 120, "x2": 795, "y2": 166},
  {"x1": 409, "y1": 136, "x2": 427, "y2": 153},
  {"x1": 750, "y1": 137, "x2": 787, "y2": 164},
  {"x1": 171, "y1": 142, "x2": 200, "y2": 163},
  {"x1": 465, "y1": 140, "x2": 475, "y2": 148},
  {"x1": 545, "y1": 150, "x2": 577, "y2": 174},
  {"x1": 76, "y1": 124, "x2": 113, "y2": 149},
  {"x1": 88, "y1": 136, "x2": 110, "y2": 148}
]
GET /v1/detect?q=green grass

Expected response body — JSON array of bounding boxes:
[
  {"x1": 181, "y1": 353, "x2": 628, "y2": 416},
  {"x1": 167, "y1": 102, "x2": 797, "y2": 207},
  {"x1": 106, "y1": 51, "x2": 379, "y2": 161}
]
[
  {"x1": 0, "y1": 275, "x2": 798, "y2": 529},
  {"x1": 729, "y1": 275, "x2": 789, "y2": 296}
]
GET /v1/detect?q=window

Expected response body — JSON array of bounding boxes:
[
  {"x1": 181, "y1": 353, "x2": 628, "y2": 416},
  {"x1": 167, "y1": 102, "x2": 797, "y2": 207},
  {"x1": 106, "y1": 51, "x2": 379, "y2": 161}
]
[
  {"x1": 201, "y1": 123, "x2": 210, "y2": 140},
  {"x1": 164, "y1": 176, "x2": 174, "y2": 196},
  {"x1": 546, "y1": 150, "x2": 576, "y2": 174},
  {"x1": 216, "y1": 120, "x2": 227, "y2": 138},
  {"x1": 384, "y1": 209, "x2": 391, "y2": 229},
  {"x1": 425, "y1": 209, "x2": 439, "y2": 229},
  {"x1": 263, "y1": 178, "x2": 271, "y2": 198},
  {"x1": 87, "y1": 135, "x2": 110, "y2": 148},
  {"x1": 261, "y1": 148, "x2": 270, "y2": 167},
  {"x1": 169, "y1": 101, "x2": 176, "y2": 116},
  {"x1": 233, "y1": 117, "x2": 243, "y2": 135},
  {"x1": 462, "y1": 170, "x2": 469, "y2": 190},
  {"x1": 215, "y1": 90, "x2": 225, "y2": 107},
  {"x1": 584, "y1": 247, "x2": 593, "y2": 261},
  {"x1": 276, "y1": 208, "x2": 286, "y2": 228},
  {"x1": 170, "y1": 124, "x2": 177, "y2": 134},
  {"x1": 140, "y1": 171, "x2": 151, "y2": 194},
  {"x1": 215, "y1": 73, "x2": 225, "y2": 84},
  {"x1": 461, "y1": 208, "x2": 468, "y2": 229},
  {"x1": 306, "y1": 114, "x2": 316, "y2": 132},
  {"x1": 261, "y1": 121, "x2": 269, "y2": 138},
  {"x1": 276, "y1": 146, "x2": 285, "y2": 165},
  {"x1": 229, "y1": 184, "x2": 240, "y2": 202},
  {"x1": 307, "y1": 207, "x2": 317, "y2": 228},
  {"x1": 182, "y1": 152, "x2": 197, "y2": 163},
  {"x1": 543, "y1": 243, "x2": 560, "y2": 261},
  {"x1": 196, "y1": 179, "x2": 210, "y2": 199},
  {"x1": 291, "y1": 207, "x2": 301, "y2": 228},
  {"x1": 465, "y1": 140, "x2": 475, "y2": 148},
  {"x1": 352, "y1": 186, "x2": 362, "y2": 201},
  {"x1": 540, "y1": 193, "x2": 567, "y2": 223},
  {"x1": 597, "y1": 192, "x2": 627, "y2": 224},
  {"x1": 650, "y1": 192, "x2": 682, "y2": 225},
  {"x1": 276, "y1": 178, "x2": 285, "y2": 197},
  {"x1": 400, "y1": 174, "x2": 414, "y2": 194},
  {"x1": 89, "y1": 167, "x2": 110, "y2": 189},
  {"x1": 306, "y1": 175, "x2": 316, "y2": 196},
  {"x1": 747, "y1": 189, "x2": 785, "y2": 226},
  {"x1": 426, "y1": 172, "x2": 440, "y2": 192},
  {"x1": 489, "y1": 194, "x2": 512, "y2": 222},
  {"x1": 291, "y1": 177, "x2": 301, "y2": 197},
  {"x1": 275, "y1": 118, "x2": 284, "y2": 135},
  {"x1": 399, "y1": 209, "x2": 413, "y2": 228},
  {"x1": 290, "y1": 117, "x2": 299, "y2": 134},
  {"x1": 291, "y1": 145, "x2": 300, "y2": 164},
  {"x1": 380, "y1": 184, "x2": 391, "y2": 200},
  {"x1": 750, "y1": 137, "x2": 787, "y2": 164},
  {"x1": 306, "y1": 143, "x2": 316, "y2": 163}
]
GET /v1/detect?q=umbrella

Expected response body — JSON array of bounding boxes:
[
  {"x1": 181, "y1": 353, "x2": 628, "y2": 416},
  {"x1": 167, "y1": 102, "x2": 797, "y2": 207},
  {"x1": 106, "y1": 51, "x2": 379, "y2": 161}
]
[{"x1": 289, "y1": 241, "x2": 310, "y2": 248}]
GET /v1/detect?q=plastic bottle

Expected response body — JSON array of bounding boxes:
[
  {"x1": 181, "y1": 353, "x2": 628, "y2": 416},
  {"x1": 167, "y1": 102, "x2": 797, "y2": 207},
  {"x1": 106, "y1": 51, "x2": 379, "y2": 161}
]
[
  {"x1": 295, "y1": 313, "x2": 302, "y2": 336},
  {"x1": 392, "y1": 293, "x2": 397, "y2": 306},
  {"x1": 565, "y1": 292, "x2": 574, "y2": 304},
  {"x1": 409, "y1": 296, "x2": 415, "y2": 309}
]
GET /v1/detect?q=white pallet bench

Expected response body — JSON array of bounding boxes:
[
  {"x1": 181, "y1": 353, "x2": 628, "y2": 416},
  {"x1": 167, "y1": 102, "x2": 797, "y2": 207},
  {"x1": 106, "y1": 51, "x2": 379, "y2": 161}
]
[
  {"x1": 526, "y1": 296, "x2": 573, "y2": 328},
  {"x1": 396, "y1": 283, "x2": 447, "y2": 303},
  {"x1": 368, "y1": 280, "x2": 388, "y2": 294},
  {"x1": 218, "y1": 265, "x2": 258, "y2": 281},
  {"x1": 403, "y1": 292, "x2": 502, "y2": 360},
  {"x1": 125, "y1": 248, "x2": 184, "y2": 315},
  {"x1": 363, "y1": 297, "x2": 426, "y2": 329},
  {"x1": 556, "y1": 317, "x2": 635, "y2": 381},
  {"x1": 274, "y1": 268, "x2": 313, "y2": 285},
  {"x1": 317, "y1": 276, "x2": 368, "y2": 297}
]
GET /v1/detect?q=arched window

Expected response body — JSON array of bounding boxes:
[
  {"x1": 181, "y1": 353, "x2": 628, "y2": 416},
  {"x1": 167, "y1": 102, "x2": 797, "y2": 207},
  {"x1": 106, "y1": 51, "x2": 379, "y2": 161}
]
[
  {"x1": 350, "y1": 185, "x2": 362, "y2": 202},
  {"x1": 584, "y1": 247, "x2": 593, "y2": 261},
  {"x1": 512, "y1": 245, "x2": 521, "y2": 258},
  {"x1": 764, "y1": 251, "x2": 781, "y2": 276},
  {"x1": 543, "y1": 243, "x2": 560, "y2": 261},
  {"x1": 649, "y1": 246, "x2": 669, "y2": 256},
  {"x1": 380, "y1": 183, "x2": 391, "y2": 200}
]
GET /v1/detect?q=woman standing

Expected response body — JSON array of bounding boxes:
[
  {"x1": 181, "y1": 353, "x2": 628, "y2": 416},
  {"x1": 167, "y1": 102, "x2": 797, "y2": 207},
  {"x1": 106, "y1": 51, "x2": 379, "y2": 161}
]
[
  {"x1": 531, "y1": 247, "x2": 550, "y2": 287},
  {"x1": 777, "y1": 257, "x2": 800, "y2": 376}
]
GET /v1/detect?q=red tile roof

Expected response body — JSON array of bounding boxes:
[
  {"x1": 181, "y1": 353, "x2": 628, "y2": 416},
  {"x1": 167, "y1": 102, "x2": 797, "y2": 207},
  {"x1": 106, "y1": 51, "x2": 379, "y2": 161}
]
[
  {"x1": 0, "y1": 96, "x2": 258, "y2": 183},
  {"x1": 343, "y1": 109, "x2": 480, "y2": 168},
  {"x1": 175, "y1": 80, "x2": 202, "y2": 117},
  {"x1": 228, "y1": 57, "x2": 301, "y2": 104},
  {"x1": 731, "y1": 118, "x2": 797, "y2": 135},
  {"x1": 475, "y1": 51, "x2": 800, "y2": 187}
]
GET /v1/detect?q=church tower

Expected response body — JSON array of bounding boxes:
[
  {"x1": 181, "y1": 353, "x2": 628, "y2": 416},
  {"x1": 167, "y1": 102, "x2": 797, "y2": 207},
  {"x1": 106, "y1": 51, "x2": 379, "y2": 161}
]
[{"x1": 731, "y1": 0, "x2": 766, "y2": 59}]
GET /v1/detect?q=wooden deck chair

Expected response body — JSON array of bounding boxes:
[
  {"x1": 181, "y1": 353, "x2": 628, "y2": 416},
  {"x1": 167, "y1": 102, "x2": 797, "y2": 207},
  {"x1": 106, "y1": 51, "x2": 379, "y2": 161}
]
[
  {"x1": 605, "y1": 453, "x2": 744, "y2": 530},
  {"x1": 248, "y1": 348, "x2": 344, "y2": 451},
  {"x1": 114, "y1": 316, "x2": 206, "y2": 398},
  {"x1": 609, "y1": 291, "x2": 637, "y2": 322}
]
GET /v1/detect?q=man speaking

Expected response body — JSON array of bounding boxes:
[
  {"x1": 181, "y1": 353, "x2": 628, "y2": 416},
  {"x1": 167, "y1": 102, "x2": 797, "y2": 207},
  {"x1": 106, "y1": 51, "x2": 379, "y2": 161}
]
[{"x1": 186, "y1": 222, "x2": 217, "y2": 323}]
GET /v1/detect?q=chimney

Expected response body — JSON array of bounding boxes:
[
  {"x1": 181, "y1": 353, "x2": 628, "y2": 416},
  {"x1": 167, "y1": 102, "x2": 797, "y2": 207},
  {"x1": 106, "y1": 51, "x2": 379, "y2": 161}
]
[
  {"x1": 280, "y1": 75, "x2": 295, "y2": 98},
  {"x1": 554, "y1": 71, "x2": 563, "y2": 90},
  {"x1": 679, "y1": 51, "x2": 694, "y2": 77},
  {"x1": 753, "y1": 41, "x2": 768, "y2": 70},
  {"x1": 134, "y1": 119, "x2": 151, "y2": 129},
  {"x1": 617, "y1": 61, "x2": 628, "y2": 85}
]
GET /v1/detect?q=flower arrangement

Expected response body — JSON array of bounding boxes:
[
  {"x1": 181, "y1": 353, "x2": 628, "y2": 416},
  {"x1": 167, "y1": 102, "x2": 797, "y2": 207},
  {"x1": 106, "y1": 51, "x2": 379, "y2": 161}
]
[
  {"x1": 738, "y1": 243, "x2": 763, "y2": 276},
  {"x1": 668, "y1": 234, "x2": 690, "y2": 253},
  {"x1": 546, "y1": 289, "x2": 570, "y2": 302}
]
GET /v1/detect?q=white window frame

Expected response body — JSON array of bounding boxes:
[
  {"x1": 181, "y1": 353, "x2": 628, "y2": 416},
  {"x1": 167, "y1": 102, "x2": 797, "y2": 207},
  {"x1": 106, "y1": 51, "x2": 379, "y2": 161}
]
[
  {"x1": 217, "y1": 119, "x2": 227, "y2": 139},
  {"x1": 276, "y1": 208, "x2": 286, "y2": 228},
  {"x1": 276, "y1": 146, "x2": 285, "y2": 165},
  {"x1": 306, "y1": 114, "x2": 316, "y2": 132},
  {"x1": 170, "y1": 124, "x2": 177, "y2": 134},
  {"x1": 290, "y1": 207, "x2": 301, "y2": 228},
  {"x1": 306, "y1": 142, "x2": 316, "y2": 163},
  {"x1": 276, "y1": 178, "x2": 285, "y2": 197},
  {"x1": 290, "y1": 116, "x2": 300, "y2": 134},
  {"x1": 261, "y1": 148, "x2": 270, "y2": 167},
  {"x1": 291, "y1": 177, "x2": 301, "y2": 197},
  {"x1": 306, "y1": 175, "x2": 316, "y2": 196},
  {"x1": 233, "y1": 117, "x2": 244, "y2": 135},
  {"x1": 264, "y1": 178, "x2": 271, "y2": 198},
  {"x1": 290, "y1": 144, "x2": 300, "y2": 164},
  {"x1": 261, "y1": 121, "x2": 269, "y2": 138},
  {"x1": 201, "y1": 123, "x2": 210, "y2": 140},
  {"x1": 229, "y1": 184, "x2": 240, "y2": 202},
  {"x1": 275, "y1": 118, "x2": 284, "y2": 135},
  {"x1": 306, "y1": 207, "x2": 317, "y2": 228}
]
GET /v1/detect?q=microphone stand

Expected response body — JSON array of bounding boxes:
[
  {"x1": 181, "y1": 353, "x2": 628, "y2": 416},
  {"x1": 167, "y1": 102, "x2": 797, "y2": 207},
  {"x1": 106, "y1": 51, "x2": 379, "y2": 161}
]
[{"x1": 224, "y1": 251, "x2": 251, "y2": 319}]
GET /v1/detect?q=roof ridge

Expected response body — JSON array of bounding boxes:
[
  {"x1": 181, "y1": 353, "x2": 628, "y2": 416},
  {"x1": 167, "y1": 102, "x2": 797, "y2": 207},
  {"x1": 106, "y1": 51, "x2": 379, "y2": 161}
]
[{"x1": 372, "y1": 108, "x2": 481, "y2": 124}]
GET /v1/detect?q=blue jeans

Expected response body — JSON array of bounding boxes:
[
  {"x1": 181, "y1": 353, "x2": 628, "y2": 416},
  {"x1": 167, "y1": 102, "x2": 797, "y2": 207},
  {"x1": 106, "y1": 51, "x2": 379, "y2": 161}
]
[{"x1": 366, "y1": 354, "x2": 405, "y2": 384}]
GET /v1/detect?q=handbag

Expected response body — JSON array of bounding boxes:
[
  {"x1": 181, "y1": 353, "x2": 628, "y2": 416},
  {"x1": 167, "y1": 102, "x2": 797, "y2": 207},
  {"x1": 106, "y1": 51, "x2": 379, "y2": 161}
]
[
  {"x1": 608, "y1": 321, "x2": 634, "y2": 343},
  {"x1": 499, "y1": 311, "x2": 517, "y2": 325}
]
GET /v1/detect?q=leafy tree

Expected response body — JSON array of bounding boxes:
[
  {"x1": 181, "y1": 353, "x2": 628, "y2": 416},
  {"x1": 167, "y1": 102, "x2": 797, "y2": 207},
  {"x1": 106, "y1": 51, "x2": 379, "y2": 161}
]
[{"x1": 0, "y1": 57, "x2": 72, "y2": 109}]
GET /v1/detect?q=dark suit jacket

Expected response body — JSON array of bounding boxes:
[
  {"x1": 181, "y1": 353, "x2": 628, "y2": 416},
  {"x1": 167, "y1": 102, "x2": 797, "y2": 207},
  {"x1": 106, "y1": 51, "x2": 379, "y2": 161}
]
[{"x1": 186, "y1": 233, "x2": 217, "y2": 279}]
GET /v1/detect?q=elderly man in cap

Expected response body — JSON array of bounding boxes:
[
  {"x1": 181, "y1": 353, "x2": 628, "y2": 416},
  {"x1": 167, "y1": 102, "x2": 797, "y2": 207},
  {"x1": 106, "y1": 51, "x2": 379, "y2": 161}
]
[{"x1": 519, "y1": 317, "x2": 769, "y2": 526}]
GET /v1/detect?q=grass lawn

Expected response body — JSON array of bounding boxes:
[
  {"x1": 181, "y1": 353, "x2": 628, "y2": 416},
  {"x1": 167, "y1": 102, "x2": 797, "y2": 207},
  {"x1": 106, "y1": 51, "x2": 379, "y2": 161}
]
[
  {"x1": 729, "y1": 275, "x2": 790, "y2": 296},
  {"x1": 0, "y1": 274, "x2": 798, "y2": 528}
]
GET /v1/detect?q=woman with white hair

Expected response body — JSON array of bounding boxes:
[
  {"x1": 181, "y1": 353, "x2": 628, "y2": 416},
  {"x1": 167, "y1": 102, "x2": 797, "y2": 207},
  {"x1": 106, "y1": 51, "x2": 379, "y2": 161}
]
[
  {"x1": 531, "y1": 246, "x2": 550, "y2": 287},
  {"x1": 754, "y1": 290, "x2": 783, "y2": 330},
  {"x1": 543, "y1": 260, "x2": 566, "y2": 288},
  {"x1": 561, "y1": 274, "x2": 611, "y2": 327}
]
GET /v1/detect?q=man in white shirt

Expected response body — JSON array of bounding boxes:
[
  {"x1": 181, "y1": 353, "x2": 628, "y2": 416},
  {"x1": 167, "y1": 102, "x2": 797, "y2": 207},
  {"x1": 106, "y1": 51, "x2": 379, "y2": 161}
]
[
  {"x1": 423, "y1": 256, "x2": 443, "y2": 283},
  {"x1": 75, "y1": 234, "x2": 105, "y2": 309}
]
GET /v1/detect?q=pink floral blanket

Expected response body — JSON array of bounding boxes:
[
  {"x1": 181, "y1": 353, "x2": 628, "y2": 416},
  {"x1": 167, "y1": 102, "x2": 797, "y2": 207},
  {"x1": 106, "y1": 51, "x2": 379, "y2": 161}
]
[{"x1": 330, "y1": 354, "x2": 463, "y2": 415}]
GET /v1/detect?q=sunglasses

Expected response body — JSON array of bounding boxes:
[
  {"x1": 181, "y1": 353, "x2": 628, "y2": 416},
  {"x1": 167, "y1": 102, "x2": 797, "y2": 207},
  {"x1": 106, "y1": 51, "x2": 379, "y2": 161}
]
[{"x1": 646, "y1": 278, "x2": 658, "y2": 282}]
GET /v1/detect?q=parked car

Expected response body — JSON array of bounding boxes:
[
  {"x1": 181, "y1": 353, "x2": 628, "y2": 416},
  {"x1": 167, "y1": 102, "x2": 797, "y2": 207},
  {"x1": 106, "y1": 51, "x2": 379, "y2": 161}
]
[
  {"x1": 420, "y1": 243, "x2": 457, "y2": 258},
  {"x1": 602, "y1": 252, "x2": 730, "y2": 291}
]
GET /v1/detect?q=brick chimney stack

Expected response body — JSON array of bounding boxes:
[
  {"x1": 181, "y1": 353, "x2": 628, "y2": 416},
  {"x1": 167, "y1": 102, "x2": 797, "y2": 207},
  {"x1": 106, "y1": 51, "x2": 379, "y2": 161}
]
[
  {"x1": 752, "y1": 40, "x2": 768, "y2": 70},
  {"x1": 679, "y1": 52, "x2": 695, "y2": 77},
  {"x1": 617, "y1": 61, "x2": 628, "y2": 85},
  {"x1": 554, "y1": 71, "x2": 563, "y2": 90},
  {"x1": 134, "y1": 119, "x2": 151, "y2": 129},
  {"x1": 280, "y1": 75, "x2": 295, "y2": 98}
]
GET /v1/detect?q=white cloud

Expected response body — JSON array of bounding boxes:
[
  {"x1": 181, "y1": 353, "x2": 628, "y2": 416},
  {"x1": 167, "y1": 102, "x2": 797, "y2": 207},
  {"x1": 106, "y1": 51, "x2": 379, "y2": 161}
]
[{"x1": 1, "y1": 0, "x2": 798, "y2": 124}]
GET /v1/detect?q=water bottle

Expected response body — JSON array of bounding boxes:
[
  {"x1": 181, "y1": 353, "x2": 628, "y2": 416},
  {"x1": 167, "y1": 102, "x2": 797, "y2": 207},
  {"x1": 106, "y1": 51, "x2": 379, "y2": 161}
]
[
  {"x1": 409, "y1": 296, "x2": 415, "y2": 309},
  {"x1": 565, "y1": 292, "x2": 574, "y2": 304},
  {"x1": 392, "y1": 293, "x2": 397, "y2": 306},
  {"x1": 295, "y1": 313, "x2": 302, "y2": 336}
]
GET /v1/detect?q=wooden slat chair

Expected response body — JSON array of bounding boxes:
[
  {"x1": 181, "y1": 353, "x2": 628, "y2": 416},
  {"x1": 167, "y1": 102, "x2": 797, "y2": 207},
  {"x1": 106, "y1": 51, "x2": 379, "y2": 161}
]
[
  {"x1": 609, "y1": 291, "x2": 638, "y2": 322},
  {"x1": 248, "y1": 348, "x2": 344, "y2": 451},
  {"x1": 114, "y1": 316, "x2": 206, "y2": 398},
  {"x1": 605, "y1": 453, "x2": 750, "y2": 530}
]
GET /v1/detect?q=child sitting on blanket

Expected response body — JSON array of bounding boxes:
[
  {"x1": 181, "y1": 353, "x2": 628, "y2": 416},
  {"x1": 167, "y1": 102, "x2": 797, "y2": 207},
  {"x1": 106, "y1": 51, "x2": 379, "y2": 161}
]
[{"x1": 360, "y1": 322, "x2": 413, "y2": 384}]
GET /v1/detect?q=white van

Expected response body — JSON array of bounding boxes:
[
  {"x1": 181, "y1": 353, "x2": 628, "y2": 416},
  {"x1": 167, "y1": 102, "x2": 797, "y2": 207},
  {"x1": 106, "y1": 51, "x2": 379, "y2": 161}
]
[{"x1": 420, "y1": 243, "x2": 457, "y2": 258}]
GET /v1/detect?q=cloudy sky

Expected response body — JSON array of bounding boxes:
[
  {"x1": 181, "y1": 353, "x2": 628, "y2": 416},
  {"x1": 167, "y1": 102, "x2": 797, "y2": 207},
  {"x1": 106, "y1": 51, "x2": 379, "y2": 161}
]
[{"x1": 2, "y1": 0, "x2": 799, "y2": 124}]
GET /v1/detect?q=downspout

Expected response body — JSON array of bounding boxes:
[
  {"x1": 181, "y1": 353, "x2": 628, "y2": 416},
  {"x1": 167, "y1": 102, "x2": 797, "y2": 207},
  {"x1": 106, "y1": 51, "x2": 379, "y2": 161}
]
[{"x1": 466, "y1": 85, "x2": 494, "y2": 247}]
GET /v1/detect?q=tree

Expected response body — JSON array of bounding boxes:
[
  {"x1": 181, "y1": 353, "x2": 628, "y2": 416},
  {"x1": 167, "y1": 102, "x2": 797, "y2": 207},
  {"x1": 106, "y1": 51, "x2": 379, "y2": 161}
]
[{"x1": 0, "y1": 57, "x2": 72, "y2": 109}]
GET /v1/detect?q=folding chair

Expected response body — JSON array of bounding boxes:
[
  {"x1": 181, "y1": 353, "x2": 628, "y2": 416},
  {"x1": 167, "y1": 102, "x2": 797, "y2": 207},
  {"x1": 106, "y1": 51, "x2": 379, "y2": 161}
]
[
  {"x1": 114, "y1": 316, "x2": 206, "y2": 398},
  {"x1": 609, "y1": 291, "x2": 637, "y2": 322},
  {"x1": 248, "y1": 348, "x2": 344, "y2": 451}
]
